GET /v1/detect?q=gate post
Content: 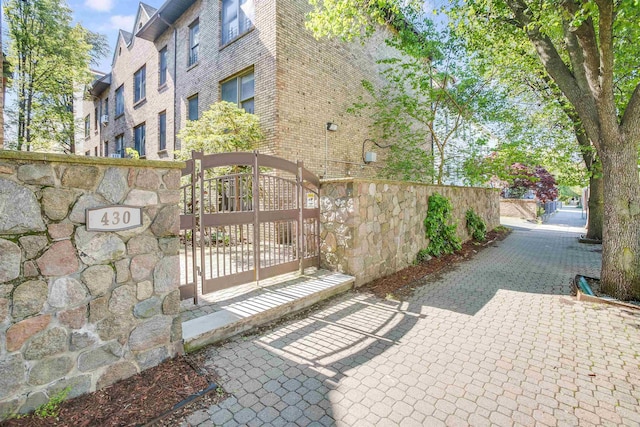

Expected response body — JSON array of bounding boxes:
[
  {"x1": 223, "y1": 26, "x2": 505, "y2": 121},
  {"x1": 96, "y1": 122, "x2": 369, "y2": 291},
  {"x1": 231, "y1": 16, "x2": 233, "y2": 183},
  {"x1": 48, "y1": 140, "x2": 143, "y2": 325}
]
[
  {"x1": 194, "y1": 151, "x2": 203, "y2": 305},
  {"x1": 253, "y1": 151, "x2": 261, "y2": 283},
  {"x1": 297, "y1": 160, "x2": 304, "y2": 274}
]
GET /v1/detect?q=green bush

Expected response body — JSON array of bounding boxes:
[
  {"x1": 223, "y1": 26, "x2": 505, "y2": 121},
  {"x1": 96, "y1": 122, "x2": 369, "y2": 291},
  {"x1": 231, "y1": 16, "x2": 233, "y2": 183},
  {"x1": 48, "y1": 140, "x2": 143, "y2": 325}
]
[
  {"x1": 416, "y1": 248, "x2": 431, "y2": 263},
  {"x1": 424, "y1": 193, "x2": 462, "y2": 257},
  {"x1": 465, "y1": 209, "x2": 487, "y2": 241}
]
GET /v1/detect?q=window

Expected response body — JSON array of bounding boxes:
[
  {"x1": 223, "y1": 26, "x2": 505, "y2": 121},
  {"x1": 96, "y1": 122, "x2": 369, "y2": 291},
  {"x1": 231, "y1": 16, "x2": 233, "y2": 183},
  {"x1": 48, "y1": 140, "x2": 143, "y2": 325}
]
[
  {"x1": 94, "y1": 147, "x2": 98, "y2": 156},
  {"x1": 85, "y1": 150, "x2": 90, "y2": 156},
  {"x1": 104, "y1": 98, "x2": 109, "y2": 119},
  {"x1": 221, "y1": 71, "x2": 254, "y2": 113},
  {"x1": 104, "y1": 141, "x2": 109, "y2": 157},
  {"x1": 134, "y1": 66, "x2": 146, "y2": 103},
  {"x1": 159, "y1": 47, "x2": 168, "y2": 86},
  {"x1": 188, "y1": 94, "x2": 199, "y2": 120},
  {"x1": 115, "y1": 134, "x2": 124, "y2": 157},
  {"x1": 115, "y1": 85, "x2": 124, "y2": 117},
  {"x1": 158, "y1": 111, "x2": 167, "y2": 151},
  {"x1": 222, "y1": 0, "x2": 254, "y2": 45},
  {"x1": 134, "y1": 123, "x2": 146, "y2": 157},
  {"x1": 94, "y1": 107, "x2": 98, "y2": 130},
  {"x1": 188, "y1": 20, "x2": 199, "y2": 66},
  {"x1": 84, "y1": 115, "x2": 90, "y2": 138}
]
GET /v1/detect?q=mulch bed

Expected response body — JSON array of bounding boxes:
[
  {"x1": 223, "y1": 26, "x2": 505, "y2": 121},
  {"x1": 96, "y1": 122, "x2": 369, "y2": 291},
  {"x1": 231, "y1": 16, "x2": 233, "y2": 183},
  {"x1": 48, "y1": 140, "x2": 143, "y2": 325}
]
[
  {"x1": 359, "y1": 228, "x2": 511, "y2": 299},
  {"x1": 2, "y1": 354, "x2": 225, "y2": 427}
]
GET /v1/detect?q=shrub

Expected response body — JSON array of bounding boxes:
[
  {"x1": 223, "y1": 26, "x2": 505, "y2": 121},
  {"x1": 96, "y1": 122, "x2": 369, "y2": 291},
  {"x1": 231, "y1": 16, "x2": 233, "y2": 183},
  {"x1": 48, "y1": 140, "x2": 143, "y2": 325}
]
[
  {"x1": 424, "y1": 193, "x2": 461, "y2": 257},
  {"x1": 465, "y1": 209, "x2": 487, "y2": 241},
  {"x1": 416, "y1": 248, "x2": 431, "y2": 263}
]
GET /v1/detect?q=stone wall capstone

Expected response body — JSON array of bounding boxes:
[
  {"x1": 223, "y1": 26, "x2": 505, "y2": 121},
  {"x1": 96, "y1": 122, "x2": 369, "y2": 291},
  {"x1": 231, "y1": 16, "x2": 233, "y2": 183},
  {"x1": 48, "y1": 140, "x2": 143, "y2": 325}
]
[
  {"x1": 320, "y1": 178, "x2": 500, "y2": 287},
  {"x1": 0, "y1": 151, "x2": 184, "y2": 418}
]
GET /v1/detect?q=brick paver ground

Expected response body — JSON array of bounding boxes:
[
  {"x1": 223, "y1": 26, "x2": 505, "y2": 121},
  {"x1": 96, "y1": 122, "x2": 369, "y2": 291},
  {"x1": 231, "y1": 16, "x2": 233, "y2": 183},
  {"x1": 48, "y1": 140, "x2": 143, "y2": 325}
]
[{"x1": 183, "y1": 207, "x2": 640, "y2": 426}]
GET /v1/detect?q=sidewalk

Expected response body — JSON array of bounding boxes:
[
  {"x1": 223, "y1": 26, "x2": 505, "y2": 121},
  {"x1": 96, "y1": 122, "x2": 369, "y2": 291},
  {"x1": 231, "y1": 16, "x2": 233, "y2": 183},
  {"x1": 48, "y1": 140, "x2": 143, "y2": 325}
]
[{"x1": 180, "y1": 207, "x2": 640, "y2": 426}]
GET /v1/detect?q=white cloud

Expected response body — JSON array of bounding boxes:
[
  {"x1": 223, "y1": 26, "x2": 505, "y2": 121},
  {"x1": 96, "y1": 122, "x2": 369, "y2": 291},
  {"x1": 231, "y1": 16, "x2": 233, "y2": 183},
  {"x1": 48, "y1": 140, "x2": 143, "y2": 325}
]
[
  {"x1": 109, "y1": 15, "x2": 136, "y2": 31},
  {"x1": 85, "y1": 0, "x2": 114, "y2": 12}
]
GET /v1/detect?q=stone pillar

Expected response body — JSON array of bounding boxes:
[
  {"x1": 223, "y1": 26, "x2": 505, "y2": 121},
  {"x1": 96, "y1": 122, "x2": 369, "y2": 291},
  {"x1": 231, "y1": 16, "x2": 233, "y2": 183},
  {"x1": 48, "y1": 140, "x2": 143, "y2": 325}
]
[{"x1": 0, "y1": 151, "x2": 183, "y2": 418}]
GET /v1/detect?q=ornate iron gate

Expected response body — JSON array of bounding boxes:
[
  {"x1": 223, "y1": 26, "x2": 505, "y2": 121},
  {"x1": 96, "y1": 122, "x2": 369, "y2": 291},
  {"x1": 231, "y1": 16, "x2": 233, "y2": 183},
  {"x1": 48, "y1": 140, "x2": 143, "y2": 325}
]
[{"x1": 179, "y1": 152, "x2": 320, "y2": 302}]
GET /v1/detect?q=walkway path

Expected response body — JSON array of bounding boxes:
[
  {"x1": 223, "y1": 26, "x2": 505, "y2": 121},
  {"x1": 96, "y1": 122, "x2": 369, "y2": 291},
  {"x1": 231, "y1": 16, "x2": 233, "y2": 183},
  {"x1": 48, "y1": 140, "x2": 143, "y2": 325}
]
[{"x1": 182, "y1": 207, "x2": 640, "y2": 426}]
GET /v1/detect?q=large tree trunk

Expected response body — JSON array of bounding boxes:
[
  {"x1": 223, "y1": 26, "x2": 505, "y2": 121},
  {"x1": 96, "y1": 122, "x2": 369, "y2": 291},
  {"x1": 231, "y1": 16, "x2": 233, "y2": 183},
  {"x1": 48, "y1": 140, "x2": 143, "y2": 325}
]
[
  {"x1": 585, "y1": 172, "x2": 603, "y2": 240},
  {"x1": 599, "y1": 139, "x2": 640, "y2": 300}
]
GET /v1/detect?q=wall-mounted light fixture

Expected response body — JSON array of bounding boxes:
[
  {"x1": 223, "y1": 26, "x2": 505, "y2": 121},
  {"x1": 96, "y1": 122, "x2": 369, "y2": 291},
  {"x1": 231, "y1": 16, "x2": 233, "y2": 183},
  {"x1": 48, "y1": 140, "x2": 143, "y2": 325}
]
[{"x1": 326, "y1": 122, "x2": 338, "y2": 132}]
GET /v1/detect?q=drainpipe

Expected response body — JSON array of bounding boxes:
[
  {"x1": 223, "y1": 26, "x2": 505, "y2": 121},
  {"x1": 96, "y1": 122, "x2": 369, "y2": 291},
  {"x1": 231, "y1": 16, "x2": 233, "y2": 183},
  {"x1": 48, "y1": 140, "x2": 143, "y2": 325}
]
[
  {"x1": 158, "y1": 13, "x2": 178, "y2": 155},
  {"x1": 324, "y1": 127, "x2": 328, "y2": 178}
]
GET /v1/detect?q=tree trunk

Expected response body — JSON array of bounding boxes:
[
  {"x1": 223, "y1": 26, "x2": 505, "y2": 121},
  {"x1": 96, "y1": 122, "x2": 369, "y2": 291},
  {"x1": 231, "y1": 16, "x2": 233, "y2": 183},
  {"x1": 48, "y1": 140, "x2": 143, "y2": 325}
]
[
  {"x1": 585, "y1": 171, "x2": 603, "y2": 240},
  {"x1": 599, "y1": 139, "x2": 640, "y2": 300}
]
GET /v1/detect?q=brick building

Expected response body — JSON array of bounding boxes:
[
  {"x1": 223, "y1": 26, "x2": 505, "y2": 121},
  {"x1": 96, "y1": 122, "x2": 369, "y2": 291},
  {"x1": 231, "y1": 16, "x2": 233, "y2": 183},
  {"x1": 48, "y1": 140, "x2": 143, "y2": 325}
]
[{"x1": 78, "y1": 0, "x2": 397, "y2": 178}]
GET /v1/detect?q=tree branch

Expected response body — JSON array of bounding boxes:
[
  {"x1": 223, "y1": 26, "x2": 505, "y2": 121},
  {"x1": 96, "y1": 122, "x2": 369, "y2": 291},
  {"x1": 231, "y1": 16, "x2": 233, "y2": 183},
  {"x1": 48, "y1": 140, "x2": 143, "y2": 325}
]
[
  {"x1": 504, "y1": 0, "x2": 601, "y2": 144},
  {"x1": 621, "y1": 84, "x2": 640, "y2": 141}
]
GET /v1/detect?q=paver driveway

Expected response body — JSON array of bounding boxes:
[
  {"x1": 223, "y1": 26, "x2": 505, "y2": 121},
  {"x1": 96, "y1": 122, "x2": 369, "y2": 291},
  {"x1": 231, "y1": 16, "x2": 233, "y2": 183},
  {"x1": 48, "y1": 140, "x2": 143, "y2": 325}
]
[{"x1": 183, "y1": 208, "x2": 640, "y2": 426}]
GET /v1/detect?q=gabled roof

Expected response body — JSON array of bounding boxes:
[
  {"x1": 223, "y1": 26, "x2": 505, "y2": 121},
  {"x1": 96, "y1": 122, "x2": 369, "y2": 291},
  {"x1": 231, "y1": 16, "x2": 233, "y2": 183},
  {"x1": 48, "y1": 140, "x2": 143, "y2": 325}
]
[
  {"x1": 137, "y1": 0, "x2": 197, "y2": 41},
  {"x1": 119, "y1": 30, "x2": 133, "y2": 45},
  {"x1": 110, "y1": 30, "x2": 134, "y2": 66},
  {"x1": 134, "y1": 3, "x2": 156, "y2": 34},
  {"x1": 140, "y1": 2, "x2": 158, "y2": 16}
]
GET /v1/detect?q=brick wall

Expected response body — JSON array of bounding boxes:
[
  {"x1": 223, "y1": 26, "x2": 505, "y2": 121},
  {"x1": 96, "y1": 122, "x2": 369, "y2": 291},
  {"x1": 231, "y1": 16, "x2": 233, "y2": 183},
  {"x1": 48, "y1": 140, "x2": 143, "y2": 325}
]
[
  {"x1": 275, "y1": 0, "x2": 398, "y2": 179},
  {"x1": 81, "y1": 5, "x2": 174, "y2": 161},
  {"x1": 320, "y1": 178, "x2": 501, "y2": 286},
  {"x1": 78, "y1": 0, "x2": 402, "y2": 178},
  {"x1": 0, "y1": 151, "x2": 183, "y2": 419}
]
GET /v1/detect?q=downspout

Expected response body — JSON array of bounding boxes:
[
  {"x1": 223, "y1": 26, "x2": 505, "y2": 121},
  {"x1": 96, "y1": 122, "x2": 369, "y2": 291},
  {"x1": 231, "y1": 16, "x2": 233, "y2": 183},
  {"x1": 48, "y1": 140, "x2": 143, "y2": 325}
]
[{"x1": 158, "y1": 12, "x2": 178, "y2": 154}]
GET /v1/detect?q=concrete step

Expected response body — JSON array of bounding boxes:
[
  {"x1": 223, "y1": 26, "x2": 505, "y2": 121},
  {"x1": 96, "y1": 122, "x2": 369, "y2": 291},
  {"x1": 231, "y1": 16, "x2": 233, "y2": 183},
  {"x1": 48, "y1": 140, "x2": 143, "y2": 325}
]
[{"x1": 181, "y1": 270, "x2": 355, "y2": 352}]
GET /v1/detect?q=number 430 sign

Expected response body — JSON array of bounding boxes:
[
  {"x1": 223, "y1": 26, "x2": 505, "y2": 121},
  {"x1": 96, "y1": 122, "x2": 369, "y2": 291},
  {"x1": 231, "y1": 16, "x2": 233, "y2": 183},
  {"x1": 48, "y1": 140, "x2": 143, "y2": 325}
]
[{"x1": 86, "y1": 206, "x2": 143, "y2": 232}]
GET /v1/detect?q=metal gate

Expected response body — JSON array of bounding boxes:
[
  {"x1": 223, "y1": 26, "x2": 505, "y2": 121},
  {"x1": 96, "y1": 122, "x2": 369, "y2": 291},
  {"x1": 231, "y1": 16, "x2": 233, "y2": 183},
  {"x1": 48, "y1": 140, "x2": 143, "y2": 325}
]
[{"x1": 179, "y1": 151, "x2": 320, "y2": 302}]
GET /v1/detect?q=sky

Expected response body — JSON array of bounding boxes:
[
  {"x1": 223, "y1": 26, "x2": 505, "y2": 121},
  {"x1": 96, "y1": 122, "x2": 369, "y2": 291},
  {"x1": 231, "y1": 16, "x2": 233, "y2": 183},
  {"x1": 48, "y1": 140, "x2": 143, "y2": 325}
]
[{"x1": 67, "y1": 0, "x2": 166, "y2": 72}]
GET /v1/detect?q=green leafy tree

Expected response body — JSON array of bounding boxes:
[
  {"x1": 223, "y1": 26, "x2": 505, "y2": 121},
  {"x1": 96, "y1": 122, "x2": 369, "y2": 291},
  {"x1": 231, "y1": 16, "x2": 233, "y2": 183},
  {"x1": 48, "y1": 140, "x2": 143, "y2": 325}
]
[
  {"x1": 176, "y1": 101, "x2": 264, "y2": 159},
  {"x1": 5, "y1": 0, "x2": 107, "y2": 152},
  {"x1": 307, "y1": 0, "x2": 640, "y2": 299},
  {"x1": 449, "y1": 0, "x2": 640, "y2": 299},
  {"x1": 450, "y1": 20, "x2": 604, "y2": 238},
  {"x1": 350, "y1": 13, "x2": 511, "y2": 185}
]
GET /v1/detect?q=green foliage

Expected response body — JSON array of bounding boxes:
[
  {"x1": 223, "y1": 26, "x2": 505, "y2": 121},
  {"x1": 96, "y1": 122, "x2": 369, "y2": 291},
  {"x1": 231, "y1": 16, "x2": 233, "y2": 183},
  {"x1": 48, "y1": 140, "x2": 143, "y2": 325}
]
[
  {"x1": 175, "y1": 102, "x2": 264, "y2": 159},
  {"x1": 424, "y1": 193, "x2": 462, "y2": 257},
  {"x1": 416, "y1": 248, "x2": 431, "y2": 263},
  {"x1": 494, "y1": 225, "x2": 509, "y2": 233},
  {"x1": 348, "y1": 16, "x2": 511, "y2": 185},
  {"x1": 5, "y1": 0, "x2": 107, "y2": 152},
  {"x1": 125, "y1": 147, "x2": 140, "y2": 159},
  {"x1": 35, "y1": 387, "x2": 70, "y2": 419},
  {"x1": 465, "y1": 209, "x2": 487, "y2": 241}
]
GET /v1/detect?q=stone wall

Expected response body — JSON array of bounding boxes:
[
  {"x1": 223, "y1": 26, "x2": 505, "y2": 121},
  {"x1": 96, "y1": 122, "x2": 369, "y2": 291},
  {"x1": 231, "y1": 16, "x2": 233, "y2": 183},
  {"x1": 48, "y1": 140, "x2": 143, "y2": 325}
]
[
  {"x1": 500, "y1": 199, "x2": 538, "y2": 220},
  {"x1": 0, "y1": 151, "x2": 183, "y2": 418},
  {"x1": 320, "y1": 178, "x2": 500, "y2": 287}
]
